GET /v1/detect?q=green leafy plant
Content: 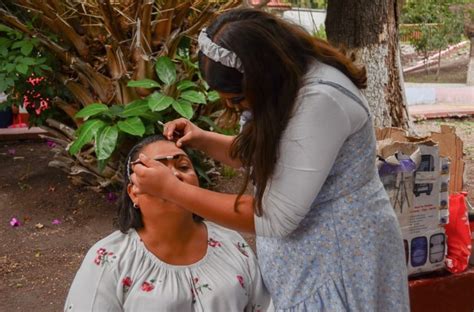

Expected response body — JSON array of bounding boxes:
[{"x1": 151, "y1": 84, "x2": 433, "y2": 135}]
[
  {"x1": 70, "y1": 54, "x2": 220, "y2": 182},
  {"x1": 0, "y1": 0, "x2": 239, "y2": 189},
  {"x1": 0, "y1": 24, "x2": 55, "y2": 123}
]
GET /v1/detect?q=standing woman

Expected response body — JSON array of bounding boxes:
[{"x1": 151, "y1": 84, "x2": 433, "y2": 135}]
[{"x1": 132, "y1": 8, "x2": 409, "y2": 311}]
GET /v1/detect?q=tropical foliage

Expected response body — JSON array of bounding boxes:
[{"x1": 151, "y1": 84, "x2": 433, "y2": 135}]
[{"x1": 0, "y1": 0, "x2": 239, "y2": 188}]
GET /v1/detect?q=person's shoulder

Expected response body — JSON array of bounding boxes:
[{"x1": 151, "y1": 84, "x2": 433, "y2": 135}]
[
  {"x1": 205, "y1": 221, "x2": 255, "y2": 259},
  {"x1": 206, "y1": 221, "x2": 244, "y2": 241},
  {"x1": 83, "y1": 230, "x2": 135, "y2": 267}
]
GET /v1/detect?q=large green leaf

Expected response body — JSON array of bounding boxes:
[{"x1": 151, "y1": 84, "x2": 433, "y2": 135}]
[
  {"x1": 207, "y1": 91, "x2": 220, "y2": 102},
  {"x1": 121, "y1": 99, "x2": 150, "y2": 117},
  {"x1": 16, "y1": 63, "x2": 28, "y2": 75},
  {"x1": 117, "y1": 117, "x2": 145, "y2": 137},
  {"x1": 20, "y1": 41, "x2": 33, "y2": 56},
  {"x1": 179, "y1": 90, "x2": 207, "y2": 104},
  {"x1": 198, "y1": 115, "x2": 223, "y2": 133},
  {"x1": 95, "y1": 125, "x2": 118, "y2": 160},
  {"x1": 0, "y1": 38, "x2": 11, "y2": 47},
  {"x1": 172, "y1": 99, "x2": 194, "y2": 119},
  {"x1": 155, "y1": 56, "x2": 176, "y2": 85},
  {"x1": 4, "y1": 63, "x2": 16, "y2": 73},
  {"x1": 140, "y1": 111, "x2": 162, "y2": 122},
  {"x1": 21, "y1": 57, "x2": 36, "y2": 66},
  {"x1": 0, "y1": 46, "x2": 8, "y2": 57},
  {"x1": 144, "y1": 123, "x2": 156, "y2": 135},
  {"x1": 177, "y1": 80, "x2": 197, "y2": 91},
  {"x1": 75, "y1": 103, "x2": 109, "y2": 119},
  {"x1": 69, "y1": 119, "x2": 106, "y2": 155},
  {"x1": 127, "y1": 79, "x2": 160, "y2": 89},
  {"x1": 108, "y1": 105, "x2": 124, "y2": 117},
  {"x1": 147, "y1": 92, "x2": 173, "y2": 112}
]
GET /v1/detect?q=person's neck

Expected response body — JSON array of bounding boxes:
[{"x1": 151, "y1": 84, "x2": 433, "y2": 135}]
[
  {"x1": 139, "y1": 212, "x2": 202, "y2": 248},
  {"x1": 137, "y1": 209, "x2": 208, "y2": 265}
]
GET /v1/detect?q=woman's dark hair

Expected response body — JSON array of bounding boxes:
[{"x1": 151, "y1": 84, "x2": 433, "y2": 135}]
[
  {"x1": 117, "y1": 134, "x2": 202, "y2": 233},
  {"x1": 199, "y1": 8, "x2": 367, "y2": 216}
]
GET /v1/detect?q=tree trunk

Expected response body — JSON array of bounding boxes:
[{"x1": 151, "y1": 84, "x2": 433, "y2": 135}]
[
  {"x1": 467, "y1": 36, "x2": 474, "y2": 86},
  {"x1": 325, "y1": 0, "x2": 410, "y2": 129}
]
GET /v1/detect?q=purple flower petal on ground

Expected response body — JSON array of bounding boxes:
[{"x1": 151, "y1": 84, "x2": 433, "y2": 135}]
[
  {"x1": 46, "y1": 140, "x2": 56, "y2": 148},
  {"x1": 7, "y1": 149, "x2": 16, "y2": 155},
  {"x1": 10, "y1": 217, "x2": 20, "y2": 227},
  {"x1": 52, "y1": 219, "x2": 61, "y2": 225},
  {"x1": 106, "y1": 192, "x2": 118, "y2": 203}
]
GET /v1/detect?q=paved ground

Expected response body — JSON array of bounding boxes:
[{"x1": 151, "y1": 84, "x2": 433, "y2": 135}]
[{"x1": 409, "y1": 104, "x2": 474, "y2": 120}]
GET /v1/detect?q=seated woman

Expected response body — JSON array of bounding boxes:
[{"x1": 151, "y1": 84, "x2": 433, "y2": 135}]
[{"x1": 64, "y1": 135, "x2": 272, "y2": 311}]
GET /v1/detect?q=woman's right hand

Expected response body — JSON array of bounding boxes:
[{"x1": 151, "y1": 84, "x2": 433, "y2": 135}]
[{"x1": 163, "y1": 118, "x2": 206, "y2": 149}]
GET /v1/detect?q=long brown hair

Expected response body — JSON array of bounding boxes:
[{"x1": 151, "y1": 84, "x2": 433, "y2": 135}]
[{"x1": 199, "y1": 8, "x2": 366, "y2": 216}]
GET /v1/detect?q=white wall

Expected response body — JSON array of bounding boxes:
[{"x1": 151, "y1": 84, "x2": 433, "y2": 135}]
[{"x1": 283, "y1": 8, "x2": 327, "y2": 34}]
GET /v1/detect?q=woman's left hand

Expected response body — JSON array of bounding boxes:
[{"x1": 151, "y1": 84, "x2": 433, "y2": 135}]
[{"x1": 130, "y1": 153, "x2": 178, "y2": 198}]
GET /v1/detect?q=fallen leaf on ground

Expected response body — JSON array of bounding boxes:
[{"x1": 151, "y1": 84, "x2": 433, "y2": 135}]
[{"x1": 35, "y1": 223, "x2": 44, "y2": 229}]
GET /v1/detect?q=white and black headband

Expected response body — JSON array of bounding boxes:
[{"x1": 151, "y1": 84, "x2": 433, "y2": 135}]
[{"x1": 198, "y1": 28, "x2": 244, "y2": 74}]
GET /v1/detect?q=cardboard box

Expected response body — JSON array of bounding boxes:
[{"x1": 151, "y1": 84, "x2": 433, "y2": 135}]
[
  {"x1": 376, "y1": 126, "x2": 464, "y2": 194},
  {"x1": 377, "y1": 133, "x2": 451, "y2": 275}
]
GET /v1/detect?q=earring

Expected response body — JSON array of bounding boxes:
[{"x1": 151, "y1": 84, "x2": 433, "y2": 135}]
[{"x1": 133, "y1": 203, "x2": 139, "y2": 209}]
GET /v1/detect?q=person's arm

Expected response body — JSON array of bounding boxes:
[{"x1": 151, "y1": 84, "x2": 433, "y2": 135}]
[
  {"x1": 197, "y1": 130, "x2": 242, "y2": 168},
  {"x1": 163, "y1": 118, "x2": 242, "y2": 168},
  {"x1": 131, "y1": 154, "x2": 255, "y2": 233},
  {"x1": 64, "y1": 245, "x2": 122, "y2": 311},
  {"x1": 254, "y1": 89, "x2": 366, "y2": 238}
]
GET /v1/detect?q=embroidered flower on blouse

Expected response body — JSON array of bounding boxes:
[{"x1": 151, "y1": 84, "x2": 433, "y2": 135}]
[
  {"x1": 236, "y1": 242, "x2": 249, "y2": 257},
  {"x1": 191, "y1": 276, "x2": 212, "y2": 302},
  {"x1": 122, "y1": 277, "x2": 133, "y2": 292},
  {"x1": 93, "y1": 248, "x2": 116, "y2": 266},
  {"x1": 237, "y1": 275, "x2": 245, "y2": 288},
  {"x1": 141, "y1": 279, "x2": 155, "y2": 292},
  {"x1": 208, "y1": 238, "x2": 222, "y2": 247}
]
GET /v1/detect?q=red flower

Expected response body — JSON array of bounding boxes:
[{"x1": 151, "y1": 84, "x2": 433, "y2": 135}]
[
  {"x1": 237, "y1": 275, "x2": 245, "y2": 289},
  {"x1": 141, "y1": 281, "x2": 154, "y2": 292},
  {"x1": 193, "y1": 277, "x2": 199, "y2": 284},
  {"x1": 97, "y1": 248, "x2": 107, "y2": 256},
  {"x1": 94, "y1": 256, "x2": 101, "y2": 265},
  {"x1": 208, "y1": 238, "x2": 222, "y2": 247},
  {"x1": 122, "y1": 277, "x2": 132, "y2": 288}
]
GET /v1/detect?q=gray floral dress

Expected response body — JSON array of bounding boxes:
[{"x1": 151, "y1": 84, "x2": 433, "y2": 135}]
[{"x1": 252, "y1": 61, "x2": 410, "y2": 311}]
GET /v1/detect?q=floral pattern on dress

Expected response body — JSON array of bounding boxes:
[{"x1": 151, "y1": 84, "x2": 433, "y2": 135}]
[
  {"x1": 208, "y1": 238, "x2": 222, "y2": 247},
  {"x1": 236, "y1": 275, "x2": 245, "y2": 289},
  {"x1": 251, "y1": 304, "x2": 263, "y2": 312},
  {"x1": 191, "y1": 277, "x2": 212, "y2": 304},
  {"x1": 122, "y1": 276, "x2": 132, "y2": 293},
  {"x1": 141, "y1": 279, "x2": 155, "y2": 292},
  {"x1": 93, "y1": 247, "x2": 116, "y2": 266},
  {"x1": 236, "y1": 242, "x2": 249, "y2": 257}
]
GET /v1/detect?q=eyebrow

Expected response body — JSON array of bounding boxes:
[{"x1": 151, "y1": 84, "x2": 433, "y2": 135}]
[{"x1": 130, "y1": 153, "x2": 188, "y2": 166}]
